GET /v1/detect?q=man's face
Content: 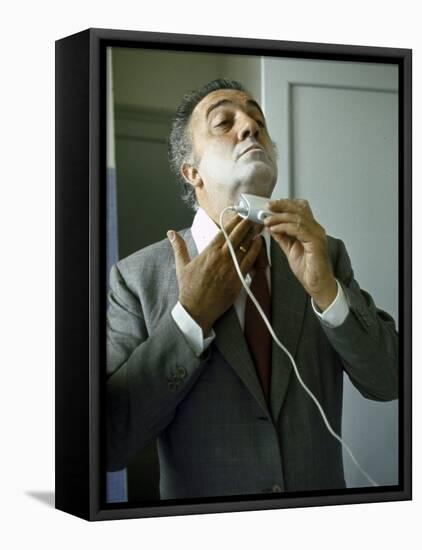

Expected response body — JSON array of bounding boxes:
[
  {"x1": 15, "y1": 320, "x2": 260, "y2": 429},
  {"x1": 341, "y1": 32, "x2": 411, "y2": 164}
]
[{"x1": 185, "y1": 89, "x2": 278, "y2": 220}]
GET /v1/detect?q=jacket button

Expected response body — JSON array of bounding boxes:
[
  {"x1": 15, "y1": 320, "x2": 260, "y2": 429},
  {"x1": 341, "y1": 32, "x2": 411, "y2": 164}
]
[
  {"x1": 272, "y1": 484, "x2": 282, "y2": 493},
  {"x1": 176, "y1": 367, "x2": 187, "y2": 378}
]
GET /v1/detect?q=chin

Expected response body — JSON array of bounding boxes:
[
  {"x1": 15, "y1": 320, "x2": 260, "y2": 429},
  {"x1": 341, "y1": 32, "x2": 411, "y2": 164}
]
[
  {"x1": 236, "y1": 163, "x2": 277, "y2": 197},
  {"x1": 240, "y1": 175, "x2": 276, "y2": 198}
]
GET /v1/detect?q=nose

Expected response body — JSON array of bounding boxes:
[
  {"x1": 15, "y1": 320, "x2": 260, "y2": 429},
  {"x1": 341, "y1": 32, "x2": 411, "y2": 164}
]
[{"x1": 237, "y1": 113, "x2": 260, "y2": 141}]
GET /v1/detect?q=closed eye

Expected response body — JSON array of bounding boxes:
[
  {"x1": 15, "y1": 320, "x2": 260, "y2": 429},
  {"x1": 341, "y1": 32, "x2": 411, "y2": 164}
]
[
  {"x1": 213, "y1": 117, "x2": 265, "y2": 129},
  {"x1": 214, "y1": 119, "x2": 230, "y2": 128}
]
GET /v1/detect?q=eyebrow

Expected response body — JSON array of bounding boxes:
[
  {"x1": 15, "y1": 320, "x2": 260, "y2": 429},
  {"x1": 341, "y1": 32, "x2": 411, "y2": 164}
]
[{"x1": 205, "y1": 98, "x2": 265, "y2": 119}]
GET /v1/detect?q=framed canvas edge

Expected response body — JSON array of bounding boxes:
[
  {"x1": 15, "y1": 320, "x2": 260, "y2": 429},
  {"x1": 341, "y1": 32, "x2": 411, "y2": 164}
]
[
  {"x1": 88, "y1": 26, "x2": 412, "y2": 60},
  {"x1": 55, "y1": 27, "x2": 412, "y2": 522}
]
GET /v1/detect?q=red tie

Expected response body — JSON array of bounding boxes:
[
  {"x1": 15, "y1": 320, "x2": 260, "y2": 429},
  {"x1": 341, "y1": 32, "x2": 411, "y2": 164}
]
[{"x1": 244, "y1": 239, "x2": 272, "y2": 403}]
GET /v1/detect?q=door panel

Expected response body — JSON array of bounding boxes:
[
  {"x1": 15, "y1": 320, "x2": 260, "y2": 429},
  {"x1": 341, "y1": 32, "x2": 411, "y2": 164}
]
[{"x1": 263, "y1": 58, "x2": 398, "y2": 487}]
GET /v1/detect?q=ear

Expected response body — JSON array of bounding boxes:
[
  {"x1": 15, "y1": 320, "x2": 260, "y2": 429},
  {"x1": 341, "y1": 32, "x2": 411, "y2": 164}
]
[{"x1": 181, "y1": 162, "x2": 203, "y2": 189}]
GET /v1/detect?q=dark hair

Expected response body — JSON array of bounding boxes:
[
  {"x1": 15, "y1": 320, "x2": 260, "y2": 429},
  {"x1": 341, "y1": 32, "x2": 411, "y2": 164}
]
[{"x1": 168, "y1": 78, "x2": 248, "y2": 211}]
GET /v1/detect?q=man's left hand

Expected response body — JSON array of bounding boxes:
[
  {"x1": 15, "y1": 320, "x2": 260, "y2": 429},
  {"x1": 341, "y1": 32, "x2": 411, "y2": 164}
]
[{"x1": 264, "y1": 199, "x2": 337, "y2": 312}]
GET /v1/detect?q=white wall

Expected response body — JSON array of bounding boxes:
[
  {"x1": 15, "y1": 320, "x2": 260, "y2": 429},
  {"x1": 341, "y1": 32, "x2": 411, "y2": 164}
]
[
  {"x1": 3, "y1": 2, "x2": 420, "y2": 550},
  {"x1": 264, "y1": 57, "x2": 399, "y2": 488}
]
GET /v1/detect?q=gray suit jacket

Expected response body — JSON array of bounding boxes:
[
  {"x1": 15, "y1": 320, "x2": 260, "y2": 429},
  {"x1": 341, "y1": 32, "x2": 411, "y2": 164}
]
[{"x1": 106, "y1": 231, "x2": 398, "y2": 499}]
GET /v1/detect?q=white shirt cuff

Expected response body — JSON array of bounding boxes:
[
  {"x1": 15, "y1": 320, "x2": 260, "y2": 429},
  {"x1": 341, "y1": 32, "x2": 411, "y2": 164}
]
[
  {"x1": 171, "y1": 301, "x2": 216, "y2": 357},
  {"x1": 311, "y1": 280, "x2": 349, "y2": 328}
]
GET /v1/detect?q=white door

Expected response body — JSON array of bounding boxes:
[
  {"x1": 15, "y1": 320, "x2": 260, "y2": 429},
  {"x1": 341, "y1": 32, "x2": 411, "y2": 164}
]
[{"x1": 262, "y1": 57, "x2": 398, "y2": 487}]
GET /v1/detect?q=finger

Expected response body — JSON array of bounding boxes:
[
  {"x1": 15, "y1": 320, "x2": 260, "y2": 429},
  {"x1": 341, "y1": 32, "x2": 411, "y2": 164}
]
[
  {"x1": 223, "y1": 226, "x2": 254, "y2": 264},
  {"x1": 167, "y1": 230, "x2": 191, "y2": 276},
  {"x1": 234, "y1": 226, "x2": 264, "y2": 261},
  {"x1": 233, "y1": 238, "x2": 252, "y2": 264},
  {"x1": 266, "y1": 221, "x2": 313, "y2": 242},
  {"x1": 239, "y1": 236, "x2": 263, "y2": 274},
  {"x1": 240, "y1": 227, "x2": 260, "y2": 250},
  {"x1": 263, "y1": 212, "x2": 300, "y2": 227},
  {"x1": 267, "y1": 198, "x2": 313, "y2": 217},
  {"x1": 211, "y1": 213, "x2": 243, "y2": 248},
  {"x1": 221, "y1": 218, "x2": 257, "y2": 253}
]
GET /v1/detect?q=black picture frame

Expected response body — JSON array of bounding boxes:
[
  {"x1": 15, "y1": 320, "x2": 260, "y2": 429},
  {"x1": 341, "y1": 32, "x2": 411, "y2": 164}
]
[{"x1": 55, "y1": 27, "x2": 412, "y2": 521}]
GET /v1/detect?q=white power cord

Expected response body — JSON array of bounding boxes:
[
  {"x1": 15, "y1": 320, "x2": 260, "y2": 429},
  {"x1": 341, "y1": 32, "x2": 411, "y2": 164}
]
[{"x1": 220, "y1": 206, "x2": 379, "y2": 488}]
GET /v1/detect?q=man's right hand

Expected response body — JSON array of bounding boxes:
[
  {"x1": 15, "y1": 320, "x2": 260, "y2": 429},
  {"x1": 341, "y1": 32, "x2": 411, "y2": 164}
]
[{"x1": 167, "y1": 215, "x2": 263, "y2": 336}]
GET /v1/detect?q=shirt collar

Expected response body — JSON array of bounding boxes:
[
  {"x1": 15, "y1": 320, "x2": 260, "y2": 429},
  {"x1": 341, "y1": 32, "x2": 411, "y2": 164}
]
[{"x1": 191, "y1": 207, "x2": 272, "y2": 266}]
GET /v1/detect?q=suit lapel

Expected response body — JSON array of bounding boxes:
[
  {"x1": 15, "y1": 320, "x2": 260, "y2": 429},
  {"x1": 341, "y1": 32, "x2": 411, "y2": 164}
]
[
  {"x1": 184, "y1": 228, "x2": 199, "y2": 263},
  {"x1": 183, "y1": 228, "x2": 269, "y2": 416},
  {"x1": 214, "y1": 307, "x2": 269, "y2": 416},
  {"x1": 181, "y1": 228, "x2": 309, "y2": 420},
  {"x1": 269, "y1": 239, "x2": 308, "y2": 423},
  {"x1": 165, "y1": 228, "x2": 198, "y2": 305}
]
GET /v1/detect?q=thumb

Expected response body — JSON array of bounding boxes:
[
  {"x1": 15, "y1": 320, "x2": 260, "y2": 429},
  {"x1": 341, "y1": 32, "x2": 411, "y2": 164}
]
[{"x1": 167, "y1": 230, "x2": 191, "y2": 274}]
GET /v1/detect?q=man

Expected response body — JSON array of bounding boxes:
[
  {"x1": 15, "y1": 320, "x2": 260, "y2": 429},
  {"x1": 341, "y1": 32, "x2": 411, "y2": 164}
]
[{"x1": 106, "y1": 79, "x2": 398, "y2": 499}]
